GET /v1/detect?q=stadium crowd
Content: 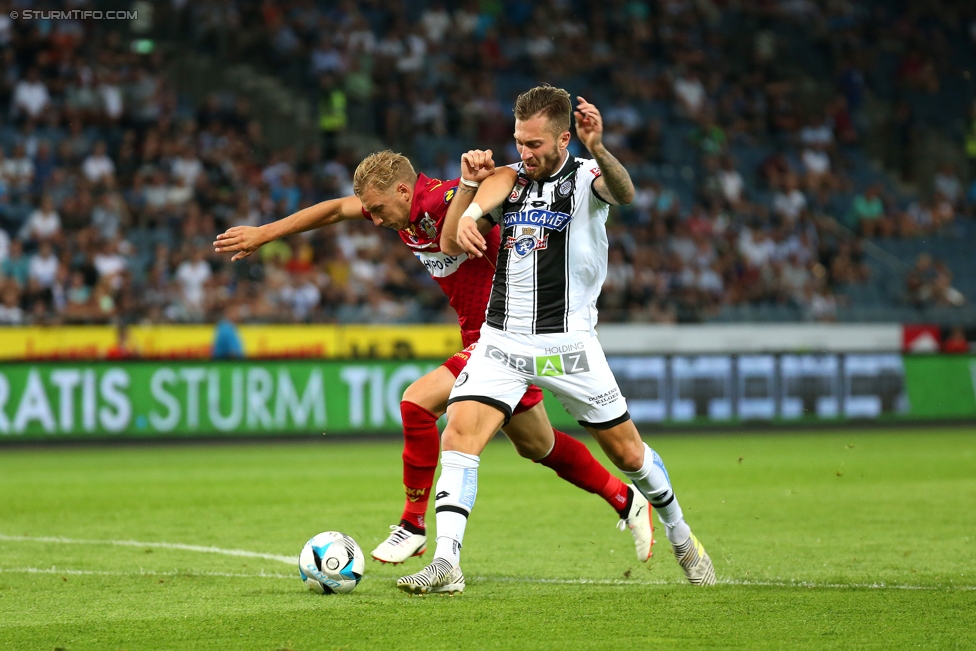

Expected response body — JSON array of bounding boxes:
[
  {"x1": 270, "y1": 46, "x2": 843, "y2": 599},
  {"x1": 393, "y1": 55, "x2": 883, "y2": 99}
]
[{"x1": 0, "y1": 0, "x2": 973, "y2": 327}]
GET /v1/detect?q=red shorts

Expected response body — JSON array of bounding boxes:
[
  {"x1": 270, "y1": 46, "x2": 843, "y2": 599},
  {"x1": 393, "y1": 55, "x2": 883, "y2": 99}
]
[{"x1": 442, "y1": 345, "x2": 544, "y2": 416}]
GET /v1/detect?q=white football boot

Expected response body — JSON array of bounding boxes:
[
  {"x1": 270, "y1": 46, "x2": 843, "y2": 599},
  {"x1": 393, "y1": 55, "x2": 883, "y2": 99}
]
[
  {"x1": 674, "y1": 532, "x2": 716, "y2": 586},
  {"x1": 397, "y1": 558, "x2": 465, "y2": 595},
  {"x1": 617, "y1": 486, "x2": 655, "y2": 561},
  {"x1": 370, "y1": 525, "x2": 427, "y2": 564}
]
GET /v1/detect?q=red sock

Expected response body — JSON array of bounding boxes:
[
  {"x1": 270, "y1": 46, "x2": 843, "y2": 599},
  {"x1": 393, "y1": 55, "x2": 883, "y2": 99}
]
[
  {"x1": 536, "y1": 429, "x2": 631, "y2": 516},
  {"x1": 400, "y1": 401, "x2": 440, "y2": 531}
]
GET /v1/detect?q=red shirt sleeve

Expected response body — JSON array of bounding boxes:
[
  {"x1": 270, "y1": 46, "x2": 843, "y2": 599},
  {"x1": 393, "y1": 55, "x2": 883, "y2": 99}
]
[
  {"x1": 419, "y1": 179, "x2": 459, "y2": 220},
  {"x1": 361, "y1": 206, "x2": 372, "y2": 220}
]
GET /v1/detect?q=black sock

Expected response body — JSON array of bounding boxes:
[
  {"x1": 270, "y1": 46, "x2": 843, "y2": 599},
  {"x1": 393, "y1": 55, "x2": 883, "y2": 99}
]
[
  {"x1": 400, "y1": 519, "x2": 426, "y2": 535},
  {"x1": 615, "y1": 486, "x2": 635, "y2": 519}
]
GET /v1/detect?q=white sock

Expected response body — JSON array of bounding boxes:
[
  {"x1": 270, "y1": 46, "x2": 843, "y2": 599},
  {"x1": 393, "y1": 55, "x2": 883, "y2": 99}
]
[
  {"x1": 432, "y1": 450, "x2": 480, "y2": 567},
  {"x1": 622, "y1": 443, "x2": 691, "y2": 546}
]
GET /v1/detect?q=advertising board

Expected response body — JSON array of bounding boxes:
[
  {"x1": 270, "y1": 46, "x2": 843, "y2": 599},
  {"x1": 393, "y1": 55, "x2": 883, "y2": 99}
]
[{"x1": 0, "y1": 355, "x2": 971, "y2": 440}]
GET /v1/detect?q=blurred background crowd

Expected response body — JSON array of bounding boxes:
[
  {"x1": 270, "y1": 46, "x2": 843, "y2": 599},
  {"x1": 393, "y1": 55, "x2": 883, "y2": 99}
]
[{"x1": 1, "y1": 0, "x2": 976, "y2": 330}]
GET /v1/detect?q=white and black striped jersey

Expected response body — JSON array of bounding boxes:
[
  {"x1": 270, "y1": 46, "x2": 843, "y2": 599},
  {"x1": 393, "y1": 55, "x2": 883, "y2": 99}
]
[{"x1": 484, "y1": 155, "x2": 610, "y2": 335}]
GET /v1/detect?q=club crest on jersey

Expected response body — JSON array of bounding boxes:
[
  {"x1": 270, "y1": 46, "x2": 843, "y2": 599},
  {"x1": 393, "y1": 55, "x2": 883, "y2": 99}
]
[
  {"x1": 556, "y1": 179, "x2": 573, "y2": 197},
  {"x1": 502, "y1": 208, "x2": 571, "y2": 258},
  {"x1": 507, "y1": 226, "x2": 549, "y2": 258},
  {"x1": 419, "y1": 213, "x2": 437, "y2": 239}
]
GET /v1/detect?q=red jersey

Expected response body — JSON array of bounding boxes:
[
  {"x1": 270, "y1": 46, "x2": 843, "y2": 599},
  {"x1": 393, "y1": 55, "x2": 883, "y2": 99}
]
[{"x1": 362, "y1": 174, "x2": 500, "y2": 347}]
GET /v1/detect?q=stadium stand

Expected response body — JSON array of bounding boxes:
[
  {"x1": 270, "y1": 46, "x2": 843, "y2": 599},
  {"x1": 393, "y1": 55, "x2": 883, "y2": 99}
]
[{"x1": 0, "y1": 0, "x2": 975, "y2": 328}]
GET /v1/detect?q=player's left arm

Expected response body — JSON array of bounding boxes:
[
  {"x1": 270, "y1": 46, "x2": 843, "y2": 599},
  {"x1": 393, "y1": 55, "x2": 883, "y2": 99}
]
[{"x1": 574, "y1": 96, "x2": 635, "y2": 206}]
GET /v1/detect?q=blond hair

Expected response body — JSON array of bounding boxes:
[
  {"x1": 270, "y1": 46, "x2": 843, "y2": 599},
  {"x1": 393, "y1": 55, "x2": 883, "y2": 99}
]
[
  {"x1": 513, "y1": 84, "x2": 572, "y2": 135},
  {"x1": 353, "y1": 150, "x2": 417, "y2": 196}
]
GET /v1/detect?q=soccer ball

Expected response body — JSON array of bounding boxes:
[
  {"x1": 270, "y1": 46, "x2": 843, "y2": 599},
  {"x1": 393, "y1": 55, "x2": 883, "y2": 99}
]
[{"x1": 299, "y1": 531, "x2": 365, "y2": 594}]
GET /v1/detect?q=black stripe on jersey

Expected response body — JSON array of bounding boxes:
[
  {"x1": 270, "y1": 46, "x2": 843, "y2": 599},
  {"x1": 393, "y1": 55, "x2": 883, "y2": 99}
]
[
  {"x1": 486, "y1": 167, "x2": 531, "y2": 330},
  {"x1": 534, "y1": 158, "x2": 582, "y2": 333}
]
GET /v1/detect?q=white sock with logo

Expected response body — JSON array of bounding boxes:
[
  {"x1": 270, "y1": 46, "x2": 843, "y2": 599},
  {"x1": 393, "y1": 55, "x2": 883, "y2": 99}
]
[
  {"x1": 622, "y1": 443, "x2": 691, "y2": 546},
  {"x1": 432, "y1": 450, "x2": 480, "y2": 567}
]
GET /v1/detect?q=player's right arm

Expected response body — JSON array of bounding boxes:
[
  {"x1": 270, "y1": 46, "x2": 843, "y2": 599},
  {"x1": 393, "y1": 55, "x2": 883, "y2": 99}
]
[
  {"x1": 449, "y1": 166, "x2": 517, "y2": 259},
  {"x1": 213, "y1": 195, "x2": 363, "y2": 261},
  {"x1": 441, "y1": 149, "x2": 509, "y2": 258}
]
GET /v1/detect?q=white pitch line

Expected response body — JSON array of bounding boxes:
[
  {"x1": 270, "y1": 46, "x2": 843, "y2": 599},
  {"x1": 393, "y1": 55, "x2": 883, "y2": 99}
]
[
  {"x1": 0, "y1": 566, "x2": 294, "y2": 579},
  {"x1": 3, "y1": 534, "x2": 973, "y2": 592},
  {"x1": 0, "y1": 534, "x2": 296, "y2": 565}
]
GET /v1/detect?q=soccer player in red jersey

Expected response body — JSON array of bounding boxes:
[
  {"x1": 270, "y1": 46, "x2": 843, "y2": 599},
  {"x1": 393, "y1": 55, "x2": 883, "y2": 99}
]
[{"x1": 214, "y1": 150, "x2": 652, "y2": 578}]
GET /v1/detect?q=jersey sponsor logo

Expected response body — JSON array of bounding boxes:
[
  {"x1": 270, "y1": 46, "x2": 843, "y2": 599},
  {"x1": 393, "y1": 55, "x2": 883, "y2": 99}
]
[
  {"x1": 502, "y1": 209, "x2": 572, "y2": 231},
  {"x1": 451, "y1": 343, "x2": 476, "y2": 361},
  {"x1": 544, "y1": 342, "x2": 584, "y2": 354},
  {"x1": 485, "y1": 344, "x2": 533, "y2": 373},
  {"x1": 414, "y1": 250, "x2": 463, "y2": 278},
  {"x1": 443, "y1": 187, "x2": 456, "y2": 204},
  {"x1": 562, "y1": 350, "x2": 590, "y2": 374},
  {"x1": 419, "y1": 213, "x2": 438, "y2": 239},
  {"x1": 536, "y1": 350, "x2": 590, "y2": 377},
  {"x1": 484, "y1": 344, "x2": 589, "y2": 377},
  {"x1": 590, "y1": 167, "x2": 602, "y2": 177},
  {"x1": 589, "y1": 386, "x2": 621, "y2": 406}
]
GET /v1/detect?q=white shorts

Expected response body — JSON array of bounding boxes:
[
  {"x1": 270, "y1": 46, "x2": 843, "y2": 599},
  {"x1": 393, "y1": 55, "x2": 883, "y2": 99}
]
[{"x1": 447, "y1": 325, "x2": 630, "y2": 428}]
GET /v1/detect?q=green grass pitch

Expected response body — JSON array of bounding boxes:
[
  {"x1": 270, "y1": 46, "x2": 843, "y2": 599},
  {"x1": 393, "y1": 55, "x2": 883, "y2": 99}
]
[{"x1": 1, "y1": 427, "x2": 974, "y2": 650}]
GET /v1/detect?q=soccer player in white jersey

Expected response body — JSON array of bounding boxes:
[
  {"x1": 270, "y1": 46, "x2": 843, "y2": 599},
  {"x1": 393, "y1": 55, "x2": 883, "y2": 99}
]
[{"x1": 397, "y1": 85, "x2": 715, "y2": 594}]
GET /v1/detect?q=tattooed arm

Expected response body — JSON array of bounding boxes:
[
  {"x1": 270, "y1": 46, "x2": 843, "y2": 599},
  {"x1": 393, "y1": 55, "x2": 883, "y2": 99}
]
[
  {"x1": 574, "y1": 96, "x2": 635, "y2": 205},
  {"x1": 590, "y1": 143, "x2": 635, "y2": 206}
]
